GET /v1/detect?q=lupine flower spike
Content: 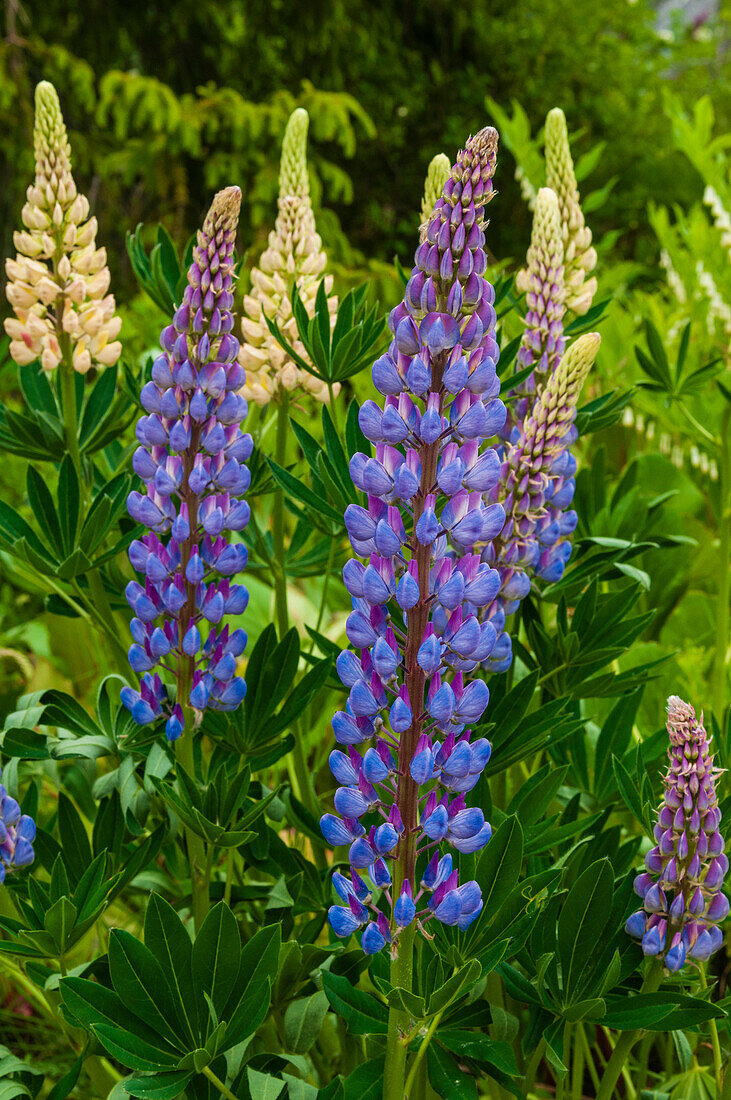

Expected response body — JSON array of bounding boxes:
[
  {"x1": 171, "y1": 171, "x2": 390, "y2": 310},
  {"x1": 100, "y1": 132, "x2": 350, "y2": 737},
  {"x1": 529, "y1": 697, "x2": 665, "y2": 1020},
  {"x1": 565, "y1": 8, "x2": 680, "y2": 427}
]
[
  {"x1": 420, "y1": 154, "x2": 451, "y2": 238},
  {"x1": 481, "y1": 333, "x2": 600, "y2": 671},
  {"x1": 506, "y1": 187, "x2": 565, "y2": 440},
  {"x1": 5, "y1": 82, "x2": 121, "y2": 374},
  {"x1": 122, "y1": 187, "x2": 251, "y2": 741},
  {"x1": 239, "y1": 108, "x2": 338, "y2": 406},
  {"x1": 544, "y1": 108, "x2": 597, "y2": 317},
  {"x1": 322, "y1": 127, "x2": 506, "y2": 955},
  {"x1": 0, "y1": 769, "x2": 35, "y2": 885},
  {"x1": 626, "y1": 696, "x2": 728, "y2": 971}
]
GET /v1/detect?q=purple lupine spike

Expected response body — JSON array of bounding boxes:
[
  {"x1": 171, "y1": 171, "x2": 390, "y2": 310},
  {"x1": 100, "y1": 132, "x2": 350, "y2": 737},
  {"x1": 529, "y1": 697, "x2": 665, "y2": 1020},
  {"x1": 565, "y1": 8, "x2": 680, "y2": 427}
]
[
  {"x1": 323, "y1": 128, "x2": 504, "y2": 955},
  {"x1": 626, "y1": 696, "x2": 728, "y2": 970},
  {"x1": 478, "y1": 332, "x2": 600, "y2": 671},
  {"x1": 122, "y1": 188, "x2": 250, "y2": 740},
  {"x1": 0, "y1": 769, "x2": 36, "y2": 884}
]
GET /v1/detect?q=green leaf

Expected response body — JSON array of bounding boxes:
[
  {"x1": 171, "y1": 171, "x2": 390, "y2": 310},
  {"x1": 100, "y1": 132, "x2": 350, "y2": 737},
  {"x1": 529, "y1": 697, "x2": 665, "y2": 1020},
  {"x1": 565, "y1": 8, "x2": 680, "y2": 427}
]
[
  {"x1": 143, "y1": 895, "x2": 198, "y2": 1042},
  {"x1": 427, "y1": 1045, "x2": 478, "y2": 1100},
  {"x1": 57, "y1": 794, "x2": 92, "y2": 885},
  {"x1": 246, "y1": 1069, "x2": 285, "y2": 1100},
  {"x1": 438, "y1": 1030, "x2": 518, "y2": 1075},
  {"x1": 321, "y1": 972, "x2": 388, "y2": 1035},
  {"x1": 266, "y1": 459, "x2": 343, "y2": 522},
  {"x1": 342, "y1": 1058, "x2": 384, "y2": 1100},
  {"x1": 191, "y1": 901, "x2": 240, "y2": 1016},
  {"x1": 45, "y1": 1056, "x2": 82, "y2": 1100},
  {"x1": 26, "y1": 465, "x2": 62, "y2": 558},
  {"x1": 123, "y1": 1071, "x2": 194, "y2": 1099},
  {"x1": 594, "y1": 689, "x2": 643, "y2": 796},
  {"x1": 60, "y1": 975, "x2": 151, "y2": 1039},
  {"x1": 284, "y1": 991, "x2": 329, "y2": 1054},
  {"x1": 345, "y1": 400, "x2": 370, "y2": 462},
  {"x1": 557, "y1": 860, "x2": 614, "y2": 1001},
  {"x1": 108, "y1": 930, "x2": 186, "y2": 1049},
  {"x1": 428, "y1": 961, "x2": 482, "y2": 1016},
  {"x1": 602, "y1": 990, "x2": 726, "y2": 1030},
  {"x1": 93, "y1": 1025, "x2": 180, "y2": 1072},
  {"x1": 57, "y1": 456, "x2": 79, "y2": 555},
  {"x1": 474, "y1": 815, "x2": 523, "y2": 925}
]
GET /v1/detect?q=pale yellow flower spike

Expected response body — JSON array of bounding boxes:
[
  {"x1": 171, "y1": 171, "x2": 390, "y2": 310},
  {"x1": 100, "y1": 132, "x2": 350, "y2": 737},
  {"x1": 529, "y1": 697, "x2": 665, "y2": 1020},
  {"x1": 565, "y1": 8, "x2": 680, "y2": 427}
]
[
  {"x1": 544, "y1": 108, "x2": 598, "y2": 316},
  {"x1": 420, "y1": 153, "x2": 451, "y2": 239},
  {"x1": 238, "y1": 107, "x2": 338, "y2": 406},
  {"x1": 5, "y1": 81, "x2": 122, "y2": 373}
]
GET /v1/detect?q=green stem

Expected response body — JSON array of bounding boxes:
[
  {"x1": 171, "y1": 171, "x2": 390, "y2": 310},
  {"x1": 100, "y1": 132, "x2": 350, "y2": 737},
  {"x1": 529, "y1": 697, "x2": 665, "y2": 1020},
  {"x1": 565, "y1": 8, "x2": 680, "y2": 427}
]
[
  {"x1": 699, "y1": 966, "x2": 724, "y2": 1093},
  {"x1": 202, "y1": 1064, "x2": 239, "y2": 1100},
  {"x1": 571, "y1": 1023, "x2": 584, "y2": 1100},
  {"x1": 556, "y1": 1022, "x2": 570, "y2": 1100},
  {"x1": 384, "y1": 923, "x2": 416, "y2": 1100},
  {"x1": 577, "y1": 1025, "x2": 600, "y2": 1094},
  {"x1": 714, "y1": 404, "x2": 730, "y2": 732},
  {"x1": 59, "y1": 359, "x2": 83, "y2": 486},
  {"x1": 523, "y1": 1037, "x2": 545, "y2": 1095},
  {"x1": 635, "y1": 1032, "x2": 654, "y2": 1094},
  {"x1": 272, "y1": 393, "x2": 290, "y2": 638},
  {"x1": 404, "y1": 1008, "x2": 443, "y2": 1096},
  {"x1": 595, "y1": 961, "x2": 664, "y2": 1100},
  {"x1": 177, "y1": 705, "x2": 209, "y2": 931}
]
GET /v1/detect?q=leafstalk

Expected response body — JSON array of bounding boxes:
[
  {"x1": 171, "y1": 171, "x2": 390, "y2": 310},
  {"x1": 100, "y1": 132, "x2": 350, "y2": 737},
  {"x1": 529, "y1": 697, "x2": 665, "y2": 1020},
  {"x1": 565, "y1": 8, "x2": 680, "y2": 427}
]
[
  {"x1": 699, "y1": 966, "x2": 724, "y2": 1093},
  {"x1": 595, "y1": 961, "x2": 664, "y2": 1100}
]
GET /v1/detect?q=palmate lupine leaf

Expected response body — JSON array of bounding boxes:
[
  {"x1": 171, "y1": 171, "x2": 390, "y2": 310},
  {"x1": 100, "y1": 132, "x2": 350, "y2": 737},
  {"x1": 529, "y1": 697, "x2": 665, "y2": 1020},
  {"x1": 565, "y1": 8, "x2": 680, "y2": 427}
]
[
  {"x1": 264, "y1": 279, "x2": 389, "y2": 385},
  {"x1": 60, "y1": 900, "x2": 279, "y2": 1096}
]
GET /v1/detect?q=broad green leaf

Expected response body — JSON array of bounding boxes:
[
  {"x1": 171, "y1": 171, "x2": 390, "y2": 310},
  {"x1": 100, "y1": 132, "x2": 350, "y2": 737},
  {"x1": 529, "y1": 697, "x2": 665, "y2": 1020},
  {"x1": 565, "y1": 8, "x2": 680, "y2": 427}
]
[
  {"x1": 109, "y1": 930, "x2": 186, "y2": 1049},
  {"x1": 427, "y1": 1045, "x2": 478, "y2": 1100},
  {"x1": 93, "y1": 1025, "x2": 180, "y2": 1071},
  {"x1": 321, "y1": 972, "x2": 388, "y2": 1035},
  {"x1": 557, "y1": 859, "x2": 614, "y2": 1002},
  {"x1": 342, "y1": 1058, "x2": 384, "y2": 1100},
  {"x1": 247, "y1": 1069, "x2": 285, "y2": 1100},
  {"x1": 144, "y1": 895, "x2": 198, "y2": 1042},
  {"x1": 123, "y1": 1071, "x2": 194, "y2": 1099},
  {"x1": 191, "y1": 901, "x2": 240, "y2": 1015},
  {"x1": 284, "y1": 992, "x2": 329, "y2": 1054}
]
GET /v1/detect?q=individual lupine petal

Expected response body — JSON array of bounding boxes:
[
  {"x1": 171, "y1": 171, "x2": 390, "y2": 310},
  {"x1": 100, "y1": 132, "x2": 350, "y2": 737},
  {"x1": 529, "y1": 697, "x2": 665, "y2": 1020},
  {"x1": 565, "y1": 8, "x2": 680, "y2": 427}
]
[
  {"x1": 410, "y1": 734, "x2": 435, "y2": 784},
  {"x1": 371, "y1": 858, "x2": 391, "y2": 888},
  {"x1": 625, "y1": 910, "x2": 647, "y2": 939},
  {"x1": 394, "y1": 882, "x2": 416, "y2": 927},
  {"x1": 329, "y1": 904, "x2": 364, "y2": 938},
  {"x1": 451, "y1": 821, "x2": 492, "y2": 853}
]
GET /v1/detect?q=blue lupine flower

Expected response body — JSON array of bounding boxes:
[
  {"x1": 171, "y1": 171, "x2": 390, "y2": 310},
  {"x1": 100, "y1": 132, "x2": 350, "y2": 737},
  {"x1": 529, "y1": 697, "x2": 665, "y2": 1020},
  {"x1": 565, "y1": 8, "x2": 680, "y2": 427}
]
[
  {"x1": 122, "y1": 188, "x2": 250, "y2": 740},
  {"x1": 323, "y1": 128, "x2": 503, "y2": 953},
  {"x1": 0, "y1": 771, "x2": 35, "y2": 884}
]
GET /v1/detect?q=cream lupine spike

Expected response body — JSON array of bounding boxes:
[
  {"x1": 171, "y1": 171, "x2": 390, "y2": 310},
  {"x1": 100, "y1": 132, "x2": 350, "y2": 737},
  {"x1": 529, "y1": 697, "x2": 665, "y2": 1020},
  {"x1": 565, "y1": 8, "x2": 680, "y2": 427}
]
[
  {"x1": 545, "y1": 108, "x2": 598, "y2": 316},
  {"x1": 419, "y1": 153, "x2": 451, "y2": 239},
  {"x1": 5, "y1": 82, "x2": 121, "y2": 373},
  {"x1": 238, "y1": 107, "x2": 338, "y2": 405}
]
